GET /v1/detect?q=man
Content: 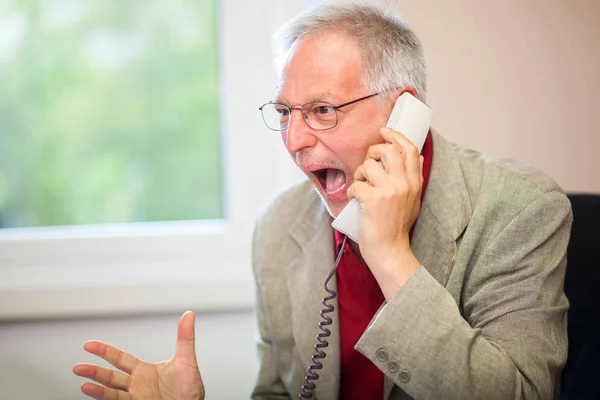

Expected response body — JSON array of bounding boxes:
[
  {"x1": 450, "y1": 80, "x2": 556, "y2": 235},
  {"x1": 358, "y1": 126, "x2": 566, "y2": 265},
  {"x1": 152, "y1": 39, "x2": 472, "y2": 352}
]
[{"x1": 73, "y1": 3, "x2": 572, "y2": 400}]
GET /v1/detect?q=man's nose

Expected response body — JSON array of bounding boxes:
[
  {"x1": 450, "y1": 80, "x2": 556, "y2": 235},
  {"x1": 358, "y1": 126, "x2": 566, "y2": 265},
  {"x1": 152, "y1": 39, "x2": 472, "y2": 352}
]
[{"x1": 283, "y1": 110, "x2": 318, "y2": 153}]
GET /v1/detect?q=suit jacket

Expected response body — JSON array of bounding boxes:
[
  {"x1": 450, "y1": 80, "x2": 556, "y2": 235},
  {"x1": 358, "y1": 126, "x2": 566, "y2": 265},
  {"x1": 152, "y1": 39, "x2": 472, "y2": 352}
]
[{"x1": 250, "y1": 131, "x2": 572, "y2": 400}]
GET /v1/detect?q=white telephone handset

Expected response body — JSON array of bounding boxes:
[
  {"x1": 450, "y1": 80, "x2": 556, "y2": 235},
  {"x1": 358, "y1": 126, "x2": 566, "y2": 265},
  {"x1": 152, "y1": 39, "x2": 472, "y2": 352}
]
[{"x1": 331, "y1": 93, "x2": 433, "y2": 243}]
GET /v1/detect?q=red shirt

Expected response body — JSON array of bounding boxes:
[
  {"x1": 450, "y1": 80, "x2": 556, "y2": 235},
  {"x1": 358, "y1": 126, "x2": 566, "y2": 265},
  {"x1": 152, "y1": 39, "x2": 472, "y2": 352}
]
[{"x1": 335, "y1": 133, "x2": 433, "y2": 399}]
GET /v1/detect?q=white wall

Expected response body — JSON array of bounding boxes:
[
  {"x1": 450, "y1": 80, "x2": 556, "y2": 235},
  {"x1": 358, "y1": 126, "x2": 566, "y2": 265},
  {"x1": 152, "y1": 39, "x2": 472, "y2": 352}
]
[
  {"x1": 0, "y1": 312, "x2": 257, "y2": 400},
  {"x1": 394, "y1": 0, "x2": 600, "y2": 193}
]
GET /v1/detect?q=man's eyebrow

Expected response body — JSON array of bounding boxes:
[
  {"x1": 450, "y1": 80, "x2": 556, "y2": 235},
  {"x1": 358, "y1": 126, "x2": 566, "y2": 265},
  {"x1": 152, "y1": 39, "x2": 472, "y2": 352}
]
[
  {"x1": 309, "y1": 92, "x2": 336, "y2": 103},
  {"x1": 274, "y1": 91, "x2": 338, "y2": 105}
]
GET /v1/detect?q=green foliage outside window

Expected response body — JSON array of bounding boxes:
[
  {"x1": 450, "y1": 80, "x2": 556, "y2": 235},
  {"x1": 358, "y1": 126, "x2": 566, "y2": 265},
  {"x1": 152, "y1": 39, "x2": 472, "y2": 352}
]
[{"x1": 0, "y1": 0, "x2": 222, "y2": 228}]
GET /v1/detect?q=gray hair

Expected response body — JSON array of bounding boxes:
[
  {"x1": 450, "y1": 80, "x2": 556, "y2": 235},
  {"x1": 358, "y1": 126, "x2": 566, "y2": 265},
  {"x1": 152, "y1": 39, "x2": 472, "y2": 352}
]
[{"x1": 274, "y1": 2, "x2": 427, "y2": 105}]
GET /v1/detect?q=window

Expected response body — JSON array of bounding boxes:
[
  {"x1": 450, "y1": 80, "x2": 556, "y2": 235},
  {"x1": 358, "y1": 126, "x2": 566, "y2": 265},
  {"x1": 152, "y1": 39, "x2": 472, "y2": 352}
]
[
  {"x1": 0, "y1": 0, "x2": 312, "y2": 319},
  {"x1": 0, "y1": 0, "x2": 222, "y2": 228}
]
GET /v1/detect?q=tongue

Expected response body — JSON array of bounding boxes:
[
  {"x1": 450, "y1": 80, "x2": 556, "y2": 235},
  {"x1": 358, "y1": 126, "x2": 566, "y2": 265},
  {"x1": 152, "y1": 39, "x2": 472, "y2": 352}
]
[{"x1": 325, "y1": 169, "x2": 346, "y2": 194}]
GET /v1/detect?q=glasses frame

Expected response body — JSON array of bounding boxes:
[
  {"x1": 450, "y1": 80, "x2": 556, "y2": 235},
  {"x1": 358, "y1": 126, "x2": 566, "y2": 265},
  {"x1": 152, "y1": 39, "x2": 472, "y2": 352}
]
[{"x1": 258, "y1": 93, "x2": 379, "y2": 131}]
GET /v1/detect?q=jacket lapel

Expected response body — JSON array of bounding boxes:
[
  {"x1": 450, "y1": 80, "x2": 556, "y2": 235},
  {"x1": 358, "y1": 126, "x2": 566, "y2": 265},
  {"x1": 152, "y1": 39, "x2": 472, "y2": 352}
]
[
  {"x1": 411, "y1": 131, "x2": 472, "y2": 286},
  {"x1": 286, "y1": 193, "x2": 341, "y2": 400}
]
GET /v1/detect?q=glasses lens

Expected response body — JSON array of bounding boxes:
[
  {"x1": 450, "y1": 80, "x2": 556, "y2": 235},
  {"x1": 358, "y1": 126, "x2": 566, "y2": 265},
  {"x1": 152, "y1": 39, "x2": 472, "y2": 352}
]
[
  {"x1": 261, "y1": 103, "x2": 290, "y2": 131},
  {"x1": 302, "y1": 102, "x2": 337, "y2": 130}
]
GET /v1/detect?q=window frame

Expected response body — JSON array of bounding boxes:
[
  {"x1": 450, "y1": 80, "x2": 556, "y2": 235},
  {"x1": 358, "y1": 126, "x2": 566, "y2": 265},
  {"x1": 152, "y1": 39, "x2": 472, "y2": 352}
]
[{"x1": 0, "y1": 0, "x2": 311, "y2": 320}]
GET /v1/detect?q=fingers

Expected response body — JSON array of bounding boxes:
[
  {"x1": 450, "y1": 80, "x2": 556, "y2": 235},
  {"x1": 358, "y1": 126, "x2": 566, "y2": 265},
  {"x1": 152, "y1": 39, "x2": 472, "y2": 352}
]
[
  {"x1": 351, "y1": 127, "x2": 424, "y2": 200},
  {"x1": 357, "y1": 130, "x2": 411, "y2": 187},
  {"x1": 73, "y1": 363, "x2": 130, "y2": 391},
  {"x1": 83, "y1": 341, "x2": 140, "y2": 375},
  {"x1": 75, "y1": 344, "x2": 136, "y2": 400},
  {"x1": 81, "y1": 382, "x2": 132, "y2": 400},
  {"x1": 354, "y1": 159, "x2": 387, "y2": 187},
  {"x1": 380, "y1": 127, "x2": 422, "y2": 187},
  {"x1": 365, "y1": 143, "x2": 406, "y2": 174},
  {"x1": 380, "y1": 127, "x2": 420, "y2": 158},
  {"x1": 174, "y1": 311, "x2": 198, "y2": 366}
]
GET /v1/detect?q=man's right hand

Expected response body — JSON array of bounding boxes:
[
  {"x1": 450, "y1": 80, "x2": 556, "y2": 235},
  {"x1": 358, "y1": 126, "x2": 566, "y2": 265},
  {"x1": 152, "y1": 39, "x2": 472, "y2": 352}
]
[{"x1": 73, "y1": 311, "x2": 205, "y2": 400}]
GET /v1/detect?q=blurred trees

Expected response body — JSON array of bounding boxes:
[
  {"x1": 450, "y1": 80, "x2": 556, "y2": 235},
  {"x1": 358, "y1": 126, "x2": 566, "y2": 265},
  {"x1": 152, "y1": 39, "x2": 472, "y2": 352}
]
[{"x1": 0, "y1": 0, "x2": 222, "y2": 228}]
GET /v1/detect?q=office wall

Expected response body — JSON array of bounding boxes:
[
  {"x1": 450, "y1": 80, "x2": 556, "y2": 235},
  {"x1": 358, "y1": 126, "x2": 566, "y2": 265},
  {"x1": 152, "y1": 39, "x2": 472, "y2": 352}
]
[
  {"x1": 0, "y1": 312, "x2": 257, "y2": 400},
  {"x1": 394, "y1": 0, "x2": 600, "y2": 192}
]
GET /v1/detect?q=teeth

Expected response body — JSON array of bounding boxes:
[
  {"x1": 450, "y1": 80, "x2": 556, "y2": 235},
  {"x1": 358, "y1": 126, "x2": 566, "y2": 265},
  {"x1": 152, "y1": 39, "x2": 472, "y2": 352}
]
[{"x1": 327, "y1": 181, "x2": 347, "y2": 195}]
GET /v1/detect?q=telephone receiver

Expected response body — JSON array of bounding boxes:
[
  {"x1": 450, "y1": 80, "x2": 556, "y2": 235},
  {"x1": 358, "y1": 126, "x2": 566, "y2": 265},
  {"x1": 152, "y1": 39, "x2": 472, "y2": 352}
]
[{"x1": 330, "y1": 92, "x2": 433, "y2": 243}]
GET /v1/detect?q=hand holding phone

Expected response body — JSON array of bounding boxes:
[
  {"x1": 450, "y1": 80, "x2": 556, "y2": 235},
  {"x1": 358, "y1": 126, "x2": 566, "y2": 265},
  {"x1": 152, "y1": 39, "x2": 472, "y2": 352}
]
[{"x1": 331, "y1": 93, "x2": 433, "y2": 242}]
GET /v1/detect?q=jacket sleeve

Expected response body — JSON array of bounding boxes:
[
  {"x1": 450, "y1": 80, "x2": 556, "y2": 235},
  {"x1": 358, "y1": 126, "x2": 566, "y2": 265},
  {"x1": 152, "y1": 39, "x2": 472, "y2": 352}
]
[
  {"x1": 355, "y1": 190, "x2": 572, "y2": 400},
  {"x1": 250, "y1": 223, "x2": 292, "y2": 400}
]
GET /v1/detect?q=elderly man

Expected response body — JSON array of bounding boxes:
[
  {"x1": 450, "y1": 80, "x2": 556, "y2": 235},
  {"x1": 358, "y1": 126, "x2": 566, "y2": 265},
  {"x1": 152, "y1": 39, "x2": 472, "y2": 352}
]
[{"x1": 73, "y1": 3, "x2": 571, "y2": 400}]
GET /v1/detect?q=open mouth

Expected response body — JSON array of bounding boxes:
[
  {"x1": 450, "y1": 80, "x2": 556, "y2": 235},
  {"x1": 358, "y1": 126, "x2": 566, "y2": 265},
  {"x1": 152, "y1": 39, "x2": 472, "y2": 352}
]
[{"x1": 312, "y1": 168, "x2": 348, "y2": 195}]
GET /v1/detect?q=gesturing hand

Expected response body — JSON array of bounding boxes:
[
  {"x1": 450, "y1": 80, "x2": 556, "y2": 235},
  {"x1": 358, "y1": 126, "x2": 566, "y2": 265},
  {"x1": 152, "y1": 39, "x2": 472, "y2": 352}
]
[
  {"x1": 73, "y1": 311, "x2": 205, "y2": 400},
  {"x1": 347, "y1": 127, "x2": 424, "y2": 300}
]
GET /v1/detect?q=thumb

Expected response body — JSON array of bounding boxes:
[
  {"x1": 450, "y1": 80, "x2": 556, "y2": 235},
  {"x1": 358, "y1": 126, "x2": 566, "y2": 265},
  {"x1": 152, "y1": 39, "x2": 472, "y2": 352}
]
[{"x1": 174, "y1": 311, "x2": 197, "y2": 363}]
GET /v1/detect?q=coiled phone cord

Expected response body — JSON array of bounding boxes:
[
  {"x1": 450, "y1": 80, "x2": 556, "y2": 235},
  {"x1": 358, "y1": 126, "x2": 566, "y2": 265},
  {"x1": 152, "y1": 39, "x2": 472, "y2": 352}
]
[{"x1": 298, "y1": 234, "x2": 348, "y2": 399}]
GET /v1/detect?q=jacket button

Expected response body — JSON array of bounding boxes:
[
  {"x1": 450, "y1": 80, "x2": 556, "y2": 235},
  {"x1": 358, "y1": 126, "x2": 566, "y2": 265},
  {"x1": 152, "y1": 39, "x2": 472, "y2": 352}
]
[
  {"x1": 388, "y1": 360, "x2": 400, "y2": 373},
  {"x1": 376, "y1": 348, "x2": 389, "y2": 362},
  {"x1": 399, "y1": 369, "x2": 411, "y2": 383}
]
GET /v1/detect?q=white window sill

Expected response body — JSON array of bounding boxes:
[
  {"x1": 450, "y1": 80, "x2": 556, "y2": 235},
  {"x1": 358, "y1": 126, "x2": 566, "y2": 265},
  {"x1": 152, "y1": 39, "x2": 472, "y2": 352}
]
[{"x1": 0, "y1": 220, "x2": 255, "y2": 320}]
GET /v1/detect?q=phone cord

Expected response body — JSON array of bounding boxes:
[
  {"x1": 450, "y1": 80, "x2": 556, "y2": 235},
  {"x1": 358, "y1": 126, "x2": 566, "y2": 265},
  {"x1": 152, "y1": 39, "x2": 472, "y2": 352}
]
[{"x1": 298, "y1": 234, "x2": 348, "y2": 399}]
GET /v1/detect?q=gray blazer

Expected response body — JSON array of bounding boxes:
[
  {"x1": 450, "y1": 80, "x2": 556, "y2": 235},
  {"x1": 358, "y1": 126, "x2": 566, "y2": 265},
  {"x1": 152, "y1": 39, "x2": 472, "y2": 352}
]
[{"x1": 251, "y1": 131, "x2": 572, "y2": 400}]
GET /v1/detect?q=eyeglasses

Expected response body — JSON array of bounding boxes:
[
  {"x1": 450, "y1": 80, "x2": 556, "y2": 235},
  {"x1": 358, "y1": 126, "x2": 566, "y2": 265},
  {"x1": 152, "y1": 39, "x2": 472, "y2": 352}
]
[{"x1": 258, "y1": 93, "x2": 379, "y2": 131}]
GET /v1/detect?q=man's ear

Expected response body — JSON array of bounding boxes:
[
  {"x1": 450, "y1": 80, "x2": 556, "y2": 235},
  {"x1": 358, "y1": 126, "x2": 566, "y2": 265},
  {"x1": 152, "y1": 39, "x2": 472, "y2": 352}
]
[
  {"x1": 396, "y1": 86, "x2": 419, "y2": 100},
  {"x1": 384, "y1": 86, "x2": 420, "y2": 115}
]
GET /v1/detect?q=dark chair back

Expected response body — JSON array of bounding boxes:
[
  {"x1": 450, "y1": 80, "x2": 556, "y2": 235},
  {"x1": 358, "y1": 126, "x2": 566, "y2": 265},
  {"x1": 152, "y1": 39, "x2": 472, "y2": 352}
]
[{"x1": 561, "y1": 194, "x2": 600, "y2": 399}]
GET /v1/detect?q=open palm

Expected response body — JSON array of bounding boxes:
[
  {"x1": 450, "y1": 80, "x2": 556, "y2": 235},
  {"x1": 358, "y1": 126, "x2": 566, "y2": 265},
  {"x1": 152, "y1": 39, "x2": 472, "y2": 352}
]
[{"x1": 73, "y1": 311, "x2": 205, "y2": 400}]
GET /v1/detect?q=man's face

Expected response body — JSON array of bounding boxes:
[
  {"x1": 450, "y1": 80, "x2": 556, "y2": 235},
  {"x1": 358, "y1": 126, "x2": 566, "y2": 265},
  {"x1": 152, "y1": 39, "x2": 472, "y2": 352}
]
[{"x1": 276, "y1": 33, "x2": 392, "y2": 217}]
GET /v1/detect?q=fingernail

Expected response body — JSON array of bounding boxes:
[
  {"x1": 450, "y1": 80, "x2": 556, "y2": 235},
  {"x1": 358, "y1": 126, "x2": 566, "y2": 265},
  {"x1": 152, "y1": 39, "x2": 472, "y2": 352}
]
[{"x1": 381, "y1": 127, "x2": 391, "y2": 133}]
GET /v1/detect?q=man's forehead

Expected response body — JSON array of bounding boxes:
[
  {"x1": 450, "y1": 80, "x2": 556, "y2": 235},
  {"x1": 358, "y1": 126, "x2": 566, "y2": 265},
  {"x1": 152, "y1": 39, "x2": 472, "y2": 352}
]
[{"x1": 273, "y1": 32, "x2": 364, "y2": 103}]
